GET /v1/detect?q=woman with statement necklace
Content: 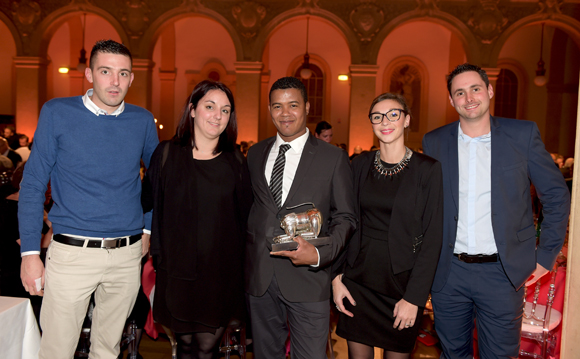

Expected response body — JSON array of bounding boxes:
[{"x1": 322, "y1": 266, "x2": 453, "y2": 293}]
[
  {"x1": 331, "y1": 93, "x2": 443, "y2": 359},
  {"x1": 143, "y1": 81, "x2": 252, "y2": 359}
]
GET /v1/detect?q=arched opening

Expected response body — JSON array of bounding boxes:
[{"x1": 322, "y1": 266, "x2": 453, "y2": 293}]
[
  {"x1": 260, "y1": 16, "x2": 351, "y2": 143},
  {"x1": 46, "y1": 13, "x2": 121, "y2": 100},
  {"x1": 0, "y1": 19, "x2": 17, "y2": 121},
  {"x1": 151, "y1": 15, "x2": 237, "y2": 141},
  {"x1": 375, "y1": 20, "x2": 466, "y2": 151},
  {"x1": 494, "y1": 68, "x2": 519, "y2": 119}
]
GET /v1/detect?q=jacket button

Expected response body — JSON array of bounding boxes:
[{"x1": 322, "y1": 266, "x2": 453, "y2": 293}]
[
  {"x1": 276, "y1": 214, "x2": 282, "y2": 220},
  {"x1": 449, "y1": 243, "x2": 453, "y2": 248},
  {"x1": 454, "y1": 216, "x2": 458, "y2": 221}
]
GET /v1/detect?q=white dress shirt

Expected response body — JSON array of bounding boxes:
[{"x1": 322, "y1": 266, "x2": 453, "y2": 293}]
[
  {"x1": 455, "y1": 123, "x2": 498, "y2": 255},
  {"x1": 264, "y1": 128, "x2": 320, "y2": 265}
]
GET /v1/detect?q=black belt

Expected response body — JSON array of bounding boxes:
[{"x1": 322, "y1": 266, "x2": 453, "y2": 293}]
[
  {"x1": 53, "y1": 234, "x2": 141, "y2": 249},
  {"x1": 454, "y1": 253, "x2": 498, "y2": 263}
]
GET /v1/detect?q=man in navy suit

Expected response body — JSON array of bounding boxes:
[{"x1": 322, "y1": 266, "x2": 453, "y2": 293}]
[{"x1": 422, "y1": 63, "x2": 569, "y2": 358}]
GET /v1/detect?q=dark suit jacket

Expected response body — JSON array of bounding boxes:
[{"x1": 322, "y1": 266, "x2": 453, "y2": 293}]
[
  {"x1": 6, "y1": 149, "x2": 22, "y2": 168},
  {"x1": 423, "y1": 117, "x2": 570, "y2": 292},
  {"x1": 245, "y1": 133, "x2": 356, "y2": 302},
  {"x1": 332, "y1": 151, "x2": 443, "y2": 307}
]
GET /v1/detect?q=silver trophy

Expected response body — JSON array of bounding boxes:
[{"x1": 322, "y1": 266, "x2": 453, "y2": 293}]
[{"x1": 272, "y1": 203, "x2": 331, "y2": 251}]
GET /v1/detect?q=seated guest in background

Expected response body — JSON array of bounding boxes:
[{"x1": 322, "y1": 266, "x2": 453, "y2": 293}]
[
  {"x1": 3, "y1": 125, "x2": 20, "y2": 150},
  {"x1": 15, "y1": 135, "x2": 31, "y2": 162},
  {"x1": 314, "y1": 120, "x2": 333, "y2": 143},
  {"x1": 332, "y1": 93, "x2": 443, "y2": 359},
  {"x1": 143, "y1": 80, "x2": 252, "y2": 359},
  {"x1": 0, "y1": 137, "x2": 22, "y2": 168},
  {"x1": 422, "y1": 63, "x2": 569, "y2": 358},
  {"x1": 18, "y1": 39, "x2": 158, "y2": 359}
]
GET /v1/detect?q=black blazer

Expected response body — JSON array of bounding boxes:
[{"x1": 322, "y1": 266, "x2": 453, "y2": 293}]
[
  {"x1": 245, "y1": 133, "x2": 357, "y2": 302},
  {"x1": 333, "y1": 151, "x2": 443, "y2": 307}
]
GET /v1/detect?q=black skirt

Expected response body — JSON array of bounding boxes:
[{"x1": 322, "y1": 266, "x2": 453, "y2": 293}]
[{"x1": 335, "y1": 276, "x2": 421, "y2": 353}]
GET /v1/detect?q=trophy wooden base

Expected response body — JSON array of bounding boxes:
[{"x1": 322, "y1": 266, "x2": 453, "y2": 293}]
[{"x1": 271, "y1": 236, "x2": 330, "y2": 252}]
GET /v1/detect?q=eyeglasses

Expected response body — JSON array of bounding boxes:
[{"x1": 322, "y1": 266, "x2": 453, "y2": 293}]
[{"x1": 368, "y1": 109, "x2": 408, "y2": 124}]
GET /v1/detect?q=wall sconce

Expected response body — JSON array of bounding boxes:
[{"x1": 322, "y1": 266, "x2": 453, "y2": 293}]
[
  {"x1": 159, "y1": 124, "x2": 164, "y2": 130},
  {"x1": 58, "y1": 67, "x2": 69, "y2": 74},
  {"x1": 338, "y1": 74, "x2": 348, "y2": 81}
]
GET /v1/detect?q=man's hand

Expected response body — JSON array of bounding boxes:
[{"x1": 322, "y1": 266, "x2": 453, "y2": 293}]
[
  {"x1": 393, "y1": 298, "x2": 418, "y2": 331},
  {"x1": 332, "y1": 275, "x2": 355, "y2": 317},
  {"x1": 270, "y1": 236, "x2": 319, "y2": 265},
  {"x1": 525, "y1": 263, "x2": 550, "y2": 287},
  {"x1": 21, "y1": 255, "x2": 45, "y2": 296},
  {"x1": 141, "y1": 233, "x2": 150, "y2": 257}
]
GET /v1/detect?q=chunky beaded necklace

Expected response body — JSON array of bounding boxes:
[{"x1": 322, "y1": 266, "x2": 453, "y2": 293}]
[{"x1": 373, "y1": 147, "x2": 412, "y2": 177}]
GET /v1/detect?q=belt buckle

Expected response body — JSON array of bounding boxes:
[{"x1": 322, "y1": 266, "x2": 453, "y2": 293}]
[
  {"x1": 101, "y1": 239, "x2": 120, "y2": 249},
  {"x1": 457, "y1": 253, "x2": 465, "y2": 262}
]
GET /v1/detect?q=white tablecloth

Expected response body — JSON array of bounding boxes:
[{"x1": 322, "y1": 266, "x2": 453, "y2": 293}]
[{"x1": 0, "y1": 296, "x2": 40, "y2": 359}]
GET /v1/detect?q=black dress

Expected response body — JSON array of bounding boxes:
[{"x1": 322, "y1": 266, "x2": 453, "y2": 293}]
[
  {"x1": 336, "y1": 159, "x2": 421, "y2": 352},
  {"x1": 146, "y1": 141, "x2": 251, "y2": 334}
]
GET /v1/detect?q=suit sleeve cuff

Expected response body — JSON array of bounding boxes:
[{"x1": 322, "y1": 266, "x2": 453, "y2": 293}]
[{"x1": 310, "y1": 247, "x2": 321, "y2": 267}]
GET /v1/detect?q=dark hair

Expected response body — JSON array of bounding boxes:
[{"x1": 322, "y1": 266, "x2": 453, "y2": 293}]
[
  {"x1": 269, "y1": 77, "x2": 308, "y2": 104},
  {"x1": 446, "y1": 63, "x2": 489, "y2": 95},
  {"x1": 315, "y1": 121, "x2": 332, "y2": 135},
  {"x1": 89, "y1": 40, "x2": 132, "y2": 69},
  {"x1": 174, "y1": 80, "x2": 237, "y2": 153},
  {"x1": 368, "y1": 92, "x2": 412, "y2": 118},
  {"x1": 4, "y1": 125, "x2": 15, "y2": 134}
]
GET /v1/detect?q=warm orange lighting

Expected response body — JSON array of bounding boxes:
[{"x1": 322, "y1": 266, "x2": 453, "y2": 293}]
[
  {"x1": 338, "y1": 74, "x2": 348, "y2": 81},
  {"x1": 154, "y1": 118, "x2": 158, "y2": 123},
  {"x1": 58, "y1": 67, "x2": 69, "y2": 74},
  {"x1": 159, "y1": 124, "x2": 163, "y2": 129}
]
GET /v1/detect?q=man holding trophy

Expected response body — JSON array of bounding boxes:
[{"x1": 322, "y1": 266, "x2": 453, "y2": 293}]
[{"x1": 245, "y1": 77, "x2": 356, "y2": 359}]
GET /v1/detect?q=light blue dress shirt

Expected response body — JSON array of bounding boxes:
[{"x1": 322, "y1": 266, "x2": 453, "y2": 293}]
[{"x1": 455, "y1": 123, "x2": 498, "y2": 255}]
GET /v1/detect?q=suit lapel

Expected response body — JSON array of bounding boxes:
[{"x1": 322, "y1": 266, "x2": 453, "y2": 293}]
[
  {"x1": 258, "y1": 138, "x2": 278, "y2": 212},
  {"x1": 490, "y1": 116, "x2": 501, "y2": 216},
  {"x1": 448, "y1": 123, "x2": 459, "y2": 210},
  {"x1": 282, "y1": 134, "x2": 317, "y2": 209}
]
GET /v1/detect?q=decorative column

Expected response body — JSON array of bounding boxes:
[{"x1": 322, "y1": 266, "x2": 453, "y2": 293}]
[
  {"x1": 126, "y1": 58, "x2": 154, "y2": 111},
  {"x1": 13, "y1": 56, "x2": 47, "y2": 138},
  {"x1": 157, "y1": 70, "x2": 176, "y2": 141},
  {"x1": 482, "y1": 67, "x2": 500, "y2": 116},
  {"x1": 234, "y1": 61, "x2": 263, "y2": 143},
  {"x1": 348, "y1": 64, "x2": 379, "y2": 155}
]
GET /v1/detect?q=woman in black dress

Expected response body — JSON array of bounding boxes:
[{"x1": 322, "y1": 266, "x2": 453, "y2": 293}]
[
  {"x1": 332, "y1": 93, "x2": 443, "y2": 359},
  {"x1": 144, "y1": 80, "x2": 251, "y2": 359}
]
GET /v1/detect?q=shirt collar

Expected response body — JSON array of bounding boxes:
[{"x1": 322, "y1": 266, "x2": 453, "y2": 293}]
[
  {"x1": 458, "y1": 122, "x2": 491, "y2": 142},
  {"x1": 82, "y1": 89, "x2": 125, "y2": 117},
  {"x1": 274, "y1": 128, "x2": 309, "y2": 153}
]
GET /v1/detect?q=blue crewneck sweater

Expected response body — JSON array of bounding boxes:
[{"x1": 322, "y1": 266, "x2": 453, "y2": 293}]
[{"x1": 18, "y1": 96, "x2": 159, "y2": 253}]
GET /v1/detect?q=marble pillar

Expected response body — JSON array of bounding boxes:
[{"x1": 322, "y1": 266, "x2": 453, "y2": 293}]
[
  {"x1": 348, "y1": 64, "x2": 379, "y2": 155},
  {"x1": 234, "y1": 61, "x2": 263, "y2": 143}
]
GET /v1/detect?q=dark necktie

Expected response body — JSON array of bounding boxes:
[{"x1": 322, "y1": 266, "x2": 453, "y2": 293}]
[{"x1": 270, "y1": 144, "x2": 291, "y2": 208}]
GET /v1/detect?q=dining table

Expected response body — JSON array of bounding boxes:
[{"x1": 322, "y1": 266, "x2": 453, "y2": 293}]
[{"x1": 0, "y1": 296, "x2": 41, "y2": 359}]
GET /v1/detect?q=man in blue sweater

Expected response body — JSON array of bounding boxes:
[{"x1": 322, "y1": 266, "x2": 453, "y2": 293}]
[{"x1": 18, "y1": 40, "x2": 159, "y2": 359}]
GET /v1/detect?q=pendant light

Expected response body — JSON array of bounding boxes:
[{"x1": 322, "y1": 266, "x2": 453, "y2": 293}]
[
  {"x1": 534, "y1": 23, "x2": 547, "y2": 87},
  {"x1": 300, "y1": 17, "x2": 313, "y2": 80},
  {"x1": 76, "y1": 13, "x2": 88, "y2": 73}
]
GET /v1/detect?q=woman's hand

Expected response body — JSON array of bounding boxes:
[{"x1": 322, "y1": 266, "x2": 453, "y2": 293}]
[
  {"x1": 332, "y1": 275, "x2": 356, "y2": 317},
  {"x1": 393, "y1": 298, "x2": 418, "y2": 331}
]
